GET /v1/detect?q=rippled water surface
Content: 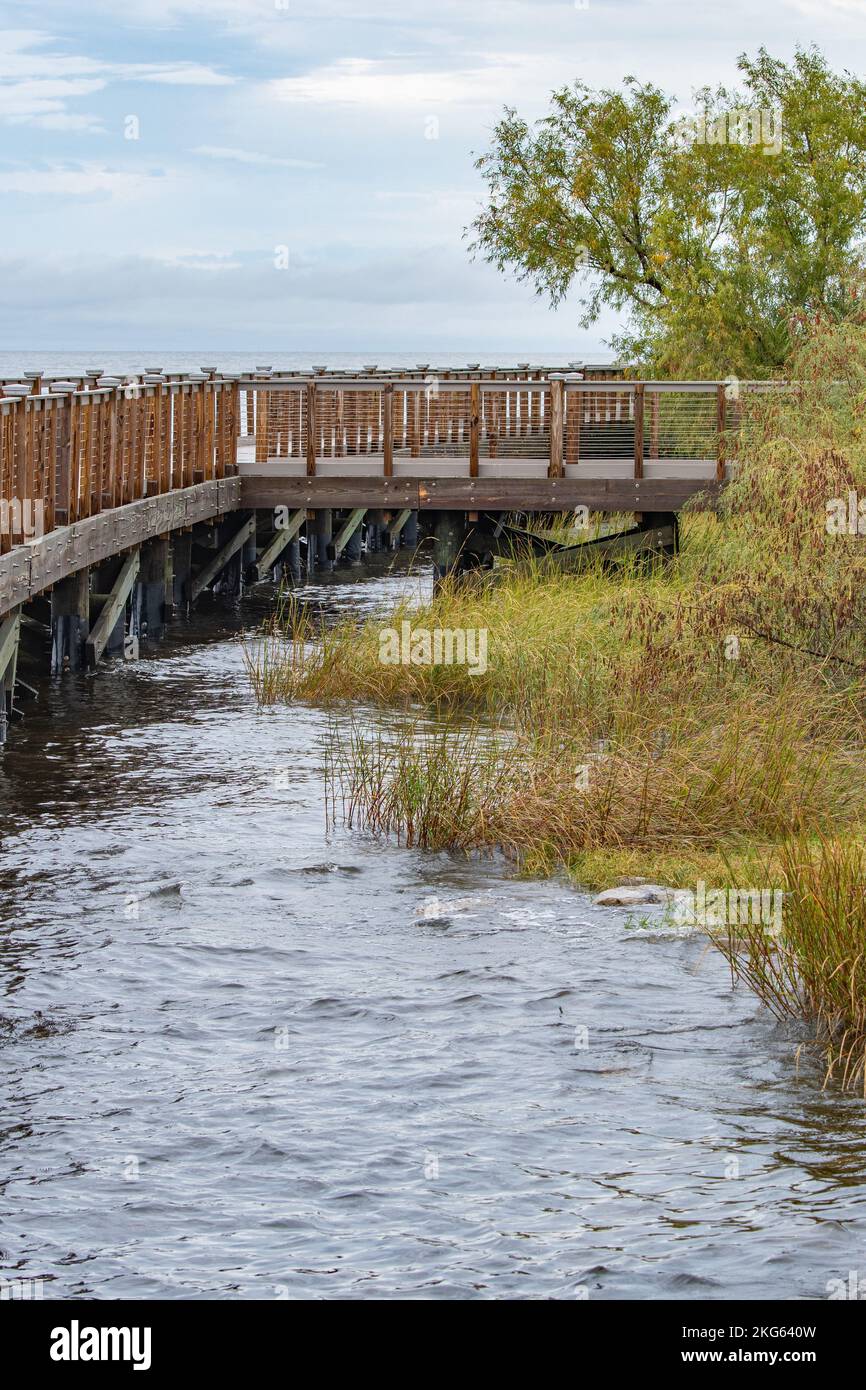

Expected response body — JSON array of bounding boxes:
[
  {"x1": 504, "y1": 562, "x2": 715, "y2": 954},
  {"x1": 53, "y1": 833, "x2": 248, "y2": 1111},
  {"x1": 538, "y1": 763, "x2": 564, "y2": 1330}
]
[{"x1": 2, "y1": 564, "x2": 866, "y2": 1301}]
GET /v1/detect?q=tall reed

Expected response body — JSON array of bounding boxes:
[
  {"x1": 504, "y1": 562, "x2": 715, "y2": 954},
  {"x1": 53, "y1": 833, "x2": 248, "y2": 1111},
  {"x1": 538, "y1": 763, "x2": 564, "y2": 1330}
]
[{"x1": 712, "y1": 836, "x2": 866, "y2": 1093}]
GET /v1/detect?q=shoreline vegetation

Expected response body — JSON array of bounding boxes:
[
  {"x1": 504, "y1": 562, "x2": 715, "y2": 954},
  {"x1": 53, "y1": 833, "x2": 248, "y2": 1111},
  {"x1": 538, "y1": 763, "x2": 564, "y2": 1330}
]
[{"x1": 245, "y1": 321, "x2": 866, "y2": 1092}]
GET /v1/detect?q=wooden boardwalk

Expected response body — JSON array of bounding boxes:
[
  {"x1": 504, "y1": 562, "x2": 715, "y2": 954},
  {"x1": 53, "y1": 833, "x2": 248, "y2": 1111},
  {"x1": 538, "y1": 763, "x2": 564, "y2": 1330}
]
[{"x1": 0, "y1": 364, "x2": 749, "y2": 738}]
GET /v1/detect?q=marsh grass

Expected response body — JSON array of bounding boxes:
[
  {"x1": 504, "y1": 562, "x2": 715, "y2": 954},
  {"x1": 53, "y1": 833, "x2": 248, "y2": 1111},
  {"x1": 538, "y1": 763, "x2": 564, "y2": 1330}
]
[
  {"x1": 712, "y1": 836, "x2": 866, "y2": 1093},
  {"x1": 322, "y1": 690, "x2": 862, "y2": 864},
  {"x1": 324, "y1": 718, "x2": 520, "y2": 852}
]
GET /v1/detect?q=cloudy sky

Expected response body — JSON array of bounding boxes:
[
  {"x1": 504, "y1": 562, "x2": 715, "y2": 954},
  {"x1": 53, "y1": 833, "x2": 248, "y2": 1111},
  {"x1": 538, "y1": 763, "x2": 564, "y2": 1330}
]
[{"x1": 0, "y1": 0, "x2": 862, "y2": 353}]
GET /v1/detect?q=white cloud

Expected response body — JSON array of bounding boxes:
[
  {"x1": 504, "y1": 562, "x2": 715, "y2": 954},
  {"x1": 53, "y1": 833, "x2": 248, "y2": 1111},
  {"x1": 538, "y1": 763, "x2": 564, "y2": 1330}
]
[
  {"x1": 268, "y1": 55, "x2": 559, "y2": 110},
  {"x1": 0, "y1": 164, "x2": 171, "y2": 198},
  {"x1": 0, "y1": 77, "x2": 107, "y2": 129},
  {"x1": 788, "y1": 0, "x2": 866, "y2": 12},
  {"x1": 154, "y1": 249, "x2": 244, "y2": 271},
  {"x1": 192, "y1": 145, "x2": 322, "y2": 170},
  {"x1": 131, "y1": 63, "x2": 233, "y2": 87},
  {"x1": 0, "y1": 245, "x2": 601, "y2": 354},
  {"x1": 0, "y1": 31, "x2": 232, "y2": 129}
]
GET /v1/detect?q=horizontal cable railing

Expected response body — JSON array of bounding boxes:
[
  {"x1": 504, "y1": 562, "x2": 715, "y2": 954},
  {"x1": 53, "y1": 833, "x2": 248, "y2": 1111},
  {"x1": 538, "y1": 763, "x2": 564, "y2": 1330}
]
[
  {"x1": 237, "y1": 374, "x2": 754, "y2": 480},
  {"x1": 0, "y1": 367, "x2": 763, "y2": 551}
]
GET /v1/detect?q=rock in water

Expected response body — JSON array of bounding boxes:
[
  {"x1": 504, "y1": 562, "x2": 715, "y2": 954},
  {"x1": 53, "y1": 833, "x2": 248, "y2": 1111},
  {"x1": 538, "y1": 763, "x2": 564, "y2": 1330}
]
[{"x1": 594, "y1": 885, "x2": 679, "y2": 908}]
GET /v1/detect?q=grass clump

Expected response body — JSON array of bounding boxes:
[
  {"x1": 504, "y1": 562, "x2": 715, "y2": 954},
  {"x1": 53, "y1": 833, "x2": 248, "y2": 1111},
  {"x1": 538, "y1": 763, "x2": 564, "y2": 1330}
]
[{"x1": 712, "y1": 837, "x2": 866, "y2": 1094}]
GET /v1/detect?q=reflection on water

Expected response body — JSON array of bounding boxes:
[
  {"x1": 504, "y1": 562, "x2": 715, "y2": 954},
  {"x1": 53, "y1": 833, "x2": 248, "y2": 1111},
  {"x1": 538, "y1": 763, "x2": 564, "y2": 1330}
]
[{"x1": 1, "y1": 560, "x2": 865, "y2": 1300}]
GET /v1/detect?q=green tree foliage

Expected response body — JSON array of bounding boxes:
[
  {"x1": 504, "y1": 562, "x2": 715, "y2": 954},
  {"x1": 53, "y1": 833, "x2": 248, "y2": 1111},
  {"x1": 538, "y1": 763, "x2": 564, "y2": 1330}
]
[{"x1": 469, "y1": 47, "x2": 866, "y2": 376}]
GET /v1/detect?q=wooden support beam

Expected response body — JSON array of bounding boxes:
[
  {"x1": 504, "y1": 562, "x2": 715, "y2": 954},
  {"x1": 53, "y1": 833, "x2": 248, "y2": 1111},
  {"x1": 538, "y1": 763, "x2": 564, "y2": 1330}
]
[
  {"x1": 170, "y1": 533, "x2": 192, "y2": 616},
  {"x1": 433, "y1": 512, "x2": 463, "y2": 582},
  {"x1": 332, "y1": 507, "x2": 367, "y2": 557},
  {"x1": 255, "y1": 507, "x2": 306, "y2": 575},
  {"x1": 386, "y1": 507, "x2": 412, "y2": 539},
  {"x1": 51, "y1": 569, "x2": 89, "y2": 673},
  {"x1": 140, "y1": 538, "x2": 169, "y2": 643},
  {"x1": 240, "y1": 474, "x2": 720, "y2": 515},
  {"x1": 0, "y1": 606, "x2": 20, "y2": 743},
  {"x1": 191, "y1": 514, "x2": 255, "y2": 601},
  {"x1": 86, "y1": 549, "x2": 139, "y2": 668},
  {"x1": 0, "y1": 608, "x2": 21, "y2": 683}
]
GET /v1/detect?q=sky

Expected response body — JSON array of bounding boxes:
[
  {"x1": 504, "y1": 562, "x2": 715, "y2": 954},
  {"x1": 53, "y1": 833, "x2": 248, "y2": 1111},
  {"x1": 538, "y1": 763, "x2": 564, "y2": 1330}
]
[{"x1": 0, "y1": 0, "x2": 863, "y2": 354}]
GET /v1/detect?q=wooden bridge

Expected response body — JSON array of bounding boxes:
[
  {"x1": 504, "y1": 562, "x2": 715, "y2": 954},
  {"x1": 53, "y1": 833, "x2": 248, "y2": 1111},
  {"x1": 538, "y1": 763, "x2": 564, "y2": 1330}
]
[{"x1": 0, "y1": 364, "x2": 747, "y2": 740}]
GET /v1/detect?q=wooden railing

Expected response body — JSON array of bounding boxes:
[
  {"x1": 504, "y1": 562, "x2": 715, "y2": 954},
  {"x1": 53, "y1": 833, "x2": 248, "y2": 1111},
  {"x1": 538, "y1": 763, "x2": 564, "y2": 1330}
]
[
  {"x1": 0, "y1": 374, "x2": 238, "y2": 552},
  {"x1": 0, "y1": 366, "x2": 757, "y2": 553},
  {"x1": 237, "y1": 373, "x2": 748, "y2": 482}
]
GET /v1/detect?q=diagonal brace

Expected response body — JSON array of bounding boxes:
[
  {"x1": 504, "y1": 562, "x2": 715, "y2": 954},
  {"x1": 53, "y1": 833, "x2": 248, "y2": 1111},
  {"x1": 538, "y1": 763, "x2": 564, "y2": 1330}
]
[
  {"x1": 386, "y1": 508, "x2": 412, "y2": 540},
  {"x1": 255, "y1": 508, "x2": 306, "y2": 576},
  {"x1": 192, "y1": 515, "x2": 256, "y2": 602},
  {"x1": 332, "y1": 508, "x2": 367, "y2": 557},
  {"x1": 86, "y1": 550, "x2": 139, "y2": 668},
  {"x1": 0, "y1": 608, "x2": 21, "y2": 685}
]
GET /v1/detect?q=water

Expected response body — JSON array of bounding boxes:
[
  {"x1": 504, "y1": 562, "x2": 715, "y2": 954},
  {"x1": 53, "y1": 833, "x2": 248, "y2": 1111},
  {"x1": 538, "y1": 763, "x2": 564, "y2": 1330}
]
[{"x1": 2, "y1": 563, "x2": 866, "y2": 1301}]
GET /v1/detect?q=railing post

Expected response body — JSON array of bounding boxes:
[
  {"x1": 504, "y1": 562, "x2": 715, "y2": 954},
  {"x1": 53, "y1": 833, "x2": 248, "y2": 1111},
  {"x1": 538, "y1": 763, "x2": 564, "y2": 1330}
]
[
  {"x1": 633, "y1": 383, "x2": 645, "y2": 480},
  {"x1": 255, "y1": 381, "x2": 269, "y2": 464},
  {"x1": 306, "y1": 381, "x2": 317, "y2": 476},
  {"x1": 716, "y1": 383, "x2": 726, "y2": 482},
  {"x1": 470, "y1": 380, "x2": 480, "y2": 477},
  {"x1": 382, "y1": 383, "x2": 393, "y2": 477},
  {"x1": 548, "y1": 375, "x2": 564, "y2": 479},
  {"x1": 51, "y1": 384, "x2": 76, "y2": 526}
]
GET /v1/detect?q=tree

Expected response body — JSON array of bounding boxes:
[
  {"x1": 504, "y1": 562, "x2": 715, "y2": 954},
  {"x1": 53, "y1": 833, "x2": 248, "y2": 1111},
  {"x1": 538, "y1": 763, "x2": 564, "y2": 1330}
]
[{"x1": 469, "y1": 47, "x2": 866, "y2": 377}]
